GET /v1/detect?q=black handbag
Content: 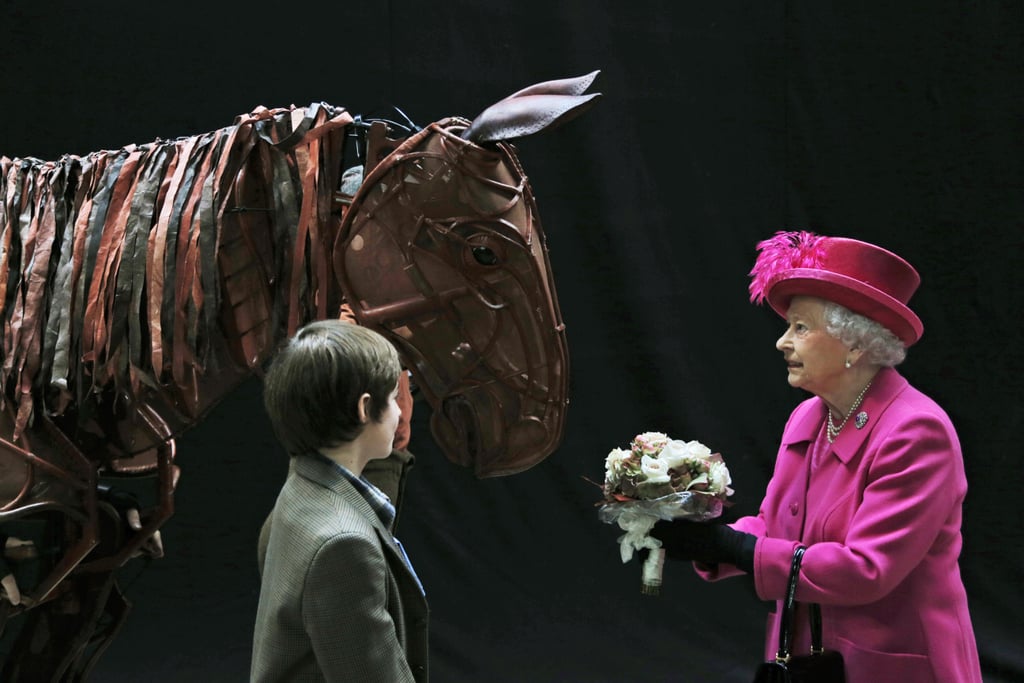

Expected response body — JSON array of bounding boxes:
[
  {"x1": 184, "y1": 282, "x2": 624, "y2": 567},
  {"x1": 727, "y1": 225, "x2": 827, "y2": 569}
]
[{"x1": 753, "y1": 546, "x2": 846, "y2": 683}]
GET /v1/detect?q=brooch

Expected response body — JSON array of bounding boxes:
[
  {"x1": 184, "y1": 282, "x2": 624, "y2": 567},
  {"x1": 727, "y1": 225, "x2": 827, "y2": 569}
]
[{"x1": 855, "y1": 411, "x2": 869, "y2": 429}]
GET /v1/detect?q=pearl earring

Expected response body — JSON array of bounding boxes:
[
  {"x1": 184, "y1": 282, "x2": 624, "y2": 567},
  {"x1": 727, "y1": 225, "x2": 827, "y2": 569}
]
[{"x1": 845, "y1": 359, "x2": 852, "y2": 369}]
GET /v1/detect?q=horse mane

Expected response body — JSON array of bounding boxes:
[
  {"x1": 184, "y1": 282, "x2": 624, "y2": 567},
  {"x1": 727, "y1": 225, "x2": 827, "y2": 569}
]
[{"x1": 0, "y1": 103, "x2": 354, "y2": 445}]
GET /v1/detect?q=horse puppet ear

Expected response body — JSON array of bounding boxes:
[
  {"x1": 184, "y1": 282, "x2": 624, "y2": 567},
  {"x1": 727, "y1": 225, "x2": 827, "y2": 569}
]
[{"x1": 461, "y1": 70, "x2": 601, "y2": 143}]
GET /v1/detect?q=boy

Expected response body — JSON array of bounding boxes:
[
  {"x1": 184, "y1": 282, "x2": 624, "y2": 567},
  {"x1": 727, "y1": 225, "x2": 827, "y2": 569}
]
[{"x1": 251, "y1": 320, "x2": 428, "y2": 682}]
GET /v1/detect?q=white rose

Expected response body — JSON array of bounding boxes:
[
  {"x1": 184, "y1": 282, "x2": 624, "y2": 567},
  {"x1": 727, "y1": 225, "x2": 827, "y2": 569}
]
[
  {"x1": 640, "y1": 454, "x2": 671, "y2": 484},
  {"x1": 658, "y1": 440, "x2": 691, "y2": 470},
  {"x1": 682, "y1": 440, "x2": 713, "y2": 460},
  {"x1": 605, "y1": 448, "x2": 632, "y2": 479},
  {"x1": 707, "y1": 460, "x2": 732, "y2": 493}
]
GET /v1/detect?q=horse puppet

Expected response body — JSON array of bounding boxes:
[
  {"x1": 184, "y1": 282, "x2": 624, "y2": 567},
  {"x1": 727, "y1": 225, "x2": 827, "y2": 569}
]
[{"x1": 0, "y1": 71, "x2": 600, "y2": 680}]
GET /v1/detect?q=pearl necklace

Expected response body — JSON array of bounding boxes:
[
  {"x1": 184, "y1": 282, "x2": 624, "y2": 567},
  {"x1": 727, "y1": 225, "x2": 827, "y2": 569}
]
[{"x1": 826, "y1": 379, "x2": 873, "y2": 443}]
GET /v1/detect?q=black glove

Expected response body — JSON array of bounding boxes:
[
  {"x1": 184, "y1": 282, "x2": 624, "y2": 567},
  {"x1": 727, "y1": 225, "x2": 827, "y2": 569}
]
[{"x1": 649, "y1": 519, "x2": 756, "y2": 573}]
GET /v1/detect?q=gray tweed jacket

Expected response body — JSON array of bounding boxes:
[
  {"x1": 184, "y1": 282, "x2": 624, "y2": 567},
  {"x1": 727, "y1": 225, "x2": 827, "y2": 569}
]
[{"x1": 251, "y1": 455, "x2": 428, "y2": 682}]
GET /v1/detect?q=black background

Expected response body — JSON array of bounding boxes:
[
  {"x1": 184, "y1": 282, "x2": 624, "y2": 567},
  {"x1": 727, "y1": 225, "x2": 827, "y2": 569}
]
[{"x1": 1, "y1": 1, "x2": 1021, "y2": 681}]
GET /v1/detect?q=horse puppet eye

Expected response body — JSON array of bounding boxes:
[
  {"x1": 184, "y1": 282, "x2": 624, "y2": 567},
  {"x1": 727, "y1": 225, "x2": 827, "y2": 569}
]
[
  {"x1": 472, "y1": 245, "x2": 499, "y2": 266},
  {"x1": 463, "y1": 233, "x2": 505, "y2": 269}
]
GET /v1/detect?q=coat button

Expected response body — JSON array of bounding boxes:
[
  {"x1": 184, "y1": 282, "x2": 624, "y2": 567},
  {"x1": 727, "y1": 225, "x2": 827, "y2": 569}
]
[{"x1": 789, "y1": 502, "x2": 800, "y2": 516}]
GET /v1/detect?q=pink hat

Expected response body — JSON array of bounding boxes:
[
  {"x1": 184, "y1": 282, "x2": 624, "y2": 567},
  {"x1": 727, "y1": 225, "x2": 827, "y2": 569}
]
[{"x1": 748, "y1": 231, "x2": 924, "y2": 346}]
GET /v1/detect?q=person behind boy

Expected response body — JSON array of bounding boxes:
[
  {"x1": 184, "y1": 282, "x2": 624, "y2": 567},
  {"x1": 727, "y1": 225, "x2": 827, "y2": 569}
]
[{"x1": 251, "y1": 320, "x2": 428, "y2": 682}]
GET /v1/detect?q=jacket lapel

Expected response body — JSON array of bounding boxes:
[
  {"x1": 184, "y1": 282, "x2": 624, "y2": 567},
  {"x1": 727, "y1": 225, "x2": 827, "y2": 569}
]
[
  {"x1": 292, "y1": 455, "x2": 389, "y2": 529},
  {"x1": 292, "y1": 455, "x2": 424, "y2": 593}
]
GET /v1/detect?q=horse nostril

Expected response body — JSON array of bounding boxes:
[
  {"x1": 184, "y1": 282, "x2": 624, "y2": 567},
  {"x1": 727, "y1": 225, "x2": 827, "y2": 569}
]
[{"x1": 471, "y1": 245, "x2": 499, "y2": 266}]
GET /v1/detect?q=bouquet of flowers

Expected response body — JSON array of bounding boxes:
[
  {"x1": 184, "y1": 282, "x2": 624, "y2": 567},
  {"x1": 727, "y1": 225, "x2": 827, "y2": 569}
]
[{"x1": 598, "y1": 431, "x2": 733, "y2": 595}]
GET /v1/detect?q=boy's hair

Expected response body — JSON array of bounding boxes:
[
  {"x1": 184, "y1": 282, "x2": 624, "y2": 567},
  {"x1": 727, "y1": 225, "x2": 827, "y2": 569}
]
[{"x1": 263, "y1": 320, "x2": 401, "y2": 456}]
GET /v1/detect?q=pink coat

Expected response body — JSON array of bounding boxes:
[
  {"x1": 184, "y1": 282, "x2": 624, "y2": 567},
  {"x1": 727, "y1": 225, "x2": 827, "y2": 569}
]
[{"x1": 699, "y1": 367, "x2": 982, "y2": 682}]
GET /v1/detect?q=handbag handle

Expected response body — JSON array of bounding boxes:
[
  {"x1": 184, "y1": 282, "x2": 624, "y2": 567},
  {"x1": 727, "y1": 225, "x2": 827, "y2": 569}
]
[{"x1": 774, "y1": 546, "x2": 825, "y2": 663}]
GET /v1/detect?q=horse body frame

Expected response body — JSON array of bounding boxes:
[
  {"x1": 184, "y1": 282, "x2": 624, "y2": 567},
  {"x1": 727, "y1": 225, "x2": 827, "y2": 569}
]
[{"x1": 0, "y1": 72, "x2": 599, "y2": 679}]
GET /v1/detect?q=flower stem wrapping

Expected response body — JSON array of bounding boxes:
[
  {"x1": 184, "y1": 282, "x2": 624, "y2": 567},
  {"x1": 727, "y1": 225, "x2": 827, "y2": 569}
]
[
  {"x1": 599, "y1": 490, "x2": 725, "y2": 594},
  {"x1": 641, "y1": 548, "x2": 666, "y2": 595}
]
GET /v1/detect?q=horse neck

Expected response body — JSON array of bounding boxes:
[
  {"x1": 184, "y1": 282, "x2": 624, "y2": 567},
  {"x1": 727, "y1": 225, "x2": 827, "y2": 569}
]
[{"x1": 0, "y1": 105, "x2": 353, "y2": 440}]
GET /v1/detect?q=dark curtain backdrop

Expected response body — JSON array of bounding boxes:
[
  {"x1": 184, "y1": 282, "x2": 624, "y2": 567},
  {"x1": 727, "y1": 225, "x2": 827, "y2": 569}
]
[{"x1": 2, "y1": 2, "x2": 1021, "y2": 681}]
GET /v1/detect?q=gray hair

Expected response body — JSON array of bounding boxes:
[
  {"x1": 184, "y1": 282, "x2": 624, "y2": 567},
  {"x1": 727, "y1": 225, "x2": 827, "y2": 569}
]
[{"x1": 822, "y1": 302, "x2": 907, "y2": 367}]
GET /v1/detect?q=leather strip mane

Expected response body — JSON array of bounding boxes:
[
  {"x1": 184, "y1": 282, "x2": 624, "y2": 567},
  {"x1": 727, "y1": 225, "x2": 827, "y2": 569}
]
[{"x1": 0, "y1": 104, "x2": 353, "y2": 443}]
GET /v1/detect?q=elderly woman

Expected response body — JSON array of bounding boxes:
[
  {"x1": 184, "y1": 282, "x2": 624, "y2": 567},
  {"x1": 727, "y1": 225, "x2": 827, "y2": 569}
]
[{"x1": 651, "y1": 232, "x2": 982, "y2": 682}]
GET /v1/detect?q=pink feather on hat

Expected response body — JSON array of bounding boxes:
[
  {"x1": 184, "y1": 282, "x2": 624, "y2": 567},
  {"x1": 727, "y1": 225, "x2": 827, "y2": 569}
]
[{"x1": 747, "y1": 231, "x2": 826, "y2": 303}]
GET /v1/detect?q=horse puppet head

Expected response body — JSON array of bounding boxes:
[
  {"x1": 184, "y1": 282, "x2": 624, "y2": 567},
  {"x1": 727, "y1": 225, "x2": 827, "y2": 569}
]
[{"x1": 335, "y1": 71, "x2": 600, "y2": 476}]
